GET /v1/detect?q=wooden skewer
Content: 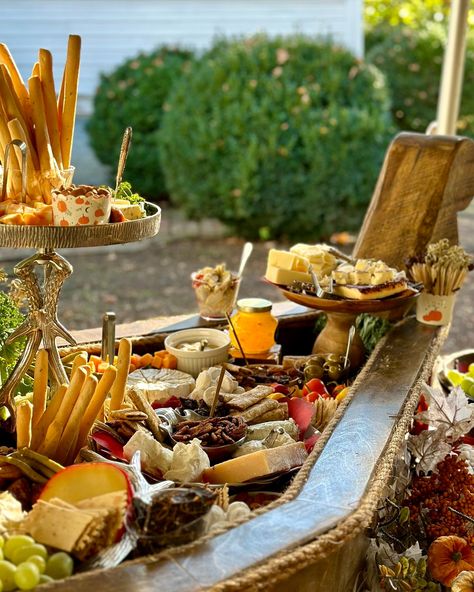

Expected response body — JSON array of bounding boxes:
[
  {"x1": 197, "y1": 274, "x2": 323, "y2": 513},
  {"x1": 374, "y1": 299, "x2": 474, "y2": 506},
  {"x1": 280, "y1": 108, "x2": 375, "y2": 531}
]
[
  {"x1": 209, "y1": 365, "x2": 226, "y2": 418},
  {"x1": 226, "y1": 312, "x2": 248, "y2": 365}
]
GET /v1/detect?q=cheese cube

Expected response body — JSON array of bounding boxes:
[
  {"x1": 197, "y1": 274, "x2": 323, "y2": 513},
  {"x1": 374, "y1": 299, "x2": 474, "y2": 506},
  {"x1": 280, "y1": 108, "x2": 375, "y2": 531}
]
[{"x1": 203, "y1": 442, "x2": 308, "y2": 484}]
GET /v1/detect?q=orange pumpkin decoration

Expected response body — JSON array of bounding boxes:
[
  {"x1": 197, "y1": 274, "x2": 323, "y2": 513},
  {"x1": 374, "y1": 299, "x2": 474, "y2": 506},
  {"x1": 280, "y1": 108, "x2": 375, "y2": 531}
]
[{"x1": 428, "y1": 536, "x2": 474, "y2": 586}]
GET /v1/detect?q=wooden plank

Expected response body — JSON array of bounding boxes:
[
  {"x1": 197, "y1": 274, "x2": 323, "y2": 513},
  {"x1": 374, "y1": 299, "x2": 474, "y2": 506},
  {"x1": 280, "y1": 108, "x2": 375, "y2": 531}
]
[{"x1": 354, "y1": 132, "x2": 474, "y2": 268}]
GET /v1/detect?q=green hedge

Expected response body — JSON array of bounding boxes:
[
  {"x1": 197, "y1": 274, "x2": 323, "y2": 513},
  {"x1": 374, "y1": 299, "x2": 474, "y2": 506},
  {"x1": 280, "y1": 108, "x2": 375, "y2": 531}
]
[
  {"x1": 87, "y1": 47, "x2": 193, "y2": 198},
  {"x1": 367, "y1": 25, "x2": 474, "y2": 135},
  {"x1": 159, "y1": 35, "x2": 393, "y2": 240}
]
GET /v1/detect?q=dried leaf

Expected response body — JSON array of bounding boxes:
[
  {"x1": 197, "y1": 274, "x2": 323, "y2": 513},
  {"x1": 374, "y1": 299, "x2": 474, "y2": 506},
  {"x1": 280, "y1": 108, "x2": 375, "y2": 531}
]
[
  {"x1": 416, "y1": 383, "x2": 474, "y2": 441},
  {"x1": 407, "y1": 428, "x2": 452, "y2": 474}
]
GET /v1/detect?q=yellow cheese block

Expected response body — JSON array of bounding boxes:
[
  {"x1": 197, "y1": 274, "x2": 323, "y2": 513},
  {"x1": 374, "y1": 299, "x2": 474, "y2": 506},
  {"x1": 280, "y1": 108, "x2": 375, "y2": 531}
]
[
  {"x1": 267, "y1": 249, "x2": 309, "y2": 272},
  {"x1": 203, "y1": 442, "x2": 308, "y2": 484},
  {"x1": 265, "y1": 264, "x2": 312, "y2": 286}
]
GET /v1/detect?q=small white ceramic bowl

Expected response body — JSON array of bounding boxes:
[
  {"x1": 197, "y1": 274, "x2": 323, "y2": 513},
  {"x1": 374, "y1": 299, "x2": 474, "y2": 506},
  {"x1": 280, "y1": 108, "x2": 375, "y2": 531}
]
[{"x1": 164, "y1": 328, "x2": 230, "y2": 377}]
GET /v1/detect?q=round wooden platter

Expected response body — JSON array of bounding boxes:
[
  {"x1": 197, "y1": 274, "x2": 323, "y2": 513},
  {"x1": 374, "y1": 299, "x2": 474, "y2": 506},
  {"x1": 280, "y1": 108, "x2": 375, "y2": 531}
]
[
  {"x1": 278, "y1": 285, "x2": 421, "y2": 314},
  {"x1": 0, "y1": 202, "x2": 161, "y2": 250}
]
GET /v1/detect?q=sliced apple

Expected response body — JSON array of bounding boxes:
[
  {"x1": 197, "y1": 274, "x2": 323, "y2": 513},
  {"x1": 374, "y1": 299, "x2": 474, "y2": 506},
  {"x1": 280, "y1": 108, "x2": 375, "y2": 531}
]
[{"x1": 39, "y1": 462, "x2": 133, "y2": 505}]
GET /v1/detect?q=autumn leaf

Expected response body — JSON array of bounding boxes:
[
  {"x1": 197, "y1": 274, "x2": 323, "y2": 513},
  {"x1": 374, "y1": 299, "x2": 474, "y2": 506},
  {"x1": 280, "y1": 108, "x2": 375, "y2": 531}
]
[
  {"x1": 407, "y1": 427, "x2": 452, "y2": 475},
  {"x1": 416, "y1": 383, "x2": 474, "y2": 441}
]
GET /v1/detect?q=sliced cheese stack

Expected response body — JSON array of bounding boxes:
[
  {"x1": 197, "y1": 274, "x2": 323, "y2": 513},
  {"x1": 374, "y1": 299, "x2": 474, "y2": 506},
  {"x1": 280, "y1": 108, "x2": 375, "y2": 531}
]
[
  {"x1": 332, "y1": 259, "x2": 407, "y2": 300},
  {"x1": 203, "y1": 441, "x2": 308, "y2": 484},
  {"x1": 265, "y1": 249, "x2": 312, "y2": 285},
  {"x1": 290, "y1": 243, "x2": 338, "y2": 278}
]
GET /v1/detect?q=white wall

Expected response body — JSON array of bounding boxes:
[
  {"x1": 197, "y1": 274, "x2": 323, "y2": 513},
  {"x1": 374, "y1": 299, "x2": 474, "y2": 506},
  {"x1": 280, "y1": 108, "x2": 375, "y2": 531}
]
[{"x1": 0, "y1": 0, "x2": 363, "y2": 113}]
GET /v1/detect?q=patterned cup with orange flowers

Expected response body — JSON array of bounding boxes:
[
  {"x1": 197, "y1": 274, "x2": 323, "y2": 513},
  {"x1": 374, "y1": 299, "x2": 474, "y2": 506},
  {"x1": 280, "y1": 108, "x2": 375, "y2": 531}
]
[{"x1": 51, "y1": 184, "x2": 112, "y2": 226}]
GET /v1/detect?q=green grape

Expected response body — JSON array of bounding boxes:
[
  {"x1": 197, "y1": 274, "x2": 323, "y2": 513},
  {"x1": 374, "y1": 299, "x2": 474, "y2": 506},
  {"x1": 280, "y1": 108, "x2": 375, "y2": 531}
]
[
  {"x1": 468, "y1": 362, "x2": 474, "y2": 377},
  {"x1": 0, "y1": 560, "x2": 17, "y2": 591},
  {"x1": 460, "y1": 376, "x2": 474, "y2": 395},
  {"x1": 399, "y1": 506, "x2": 410, "y2": 524},
  {"x1": 24, "y1": 555, "x2": 45, "y2": 574},
  {"x1": 447, "y1": 369, "x2": 464, "y2": 386},
  {"x1": 45, "y1": 552, "x2": 73, "y2": 580},
  {"x1": 39, "y1": 574, "x2": 53, "y2": 584},
  {"x1": 0, "y1": 535, "x2": 5, "y2": 549},
  {"x1": 399, "y1": 556, "x2": 409, "y2": 578},
  {"x1": 11, "y1": 544, "x2": 47, "y2": 565},
  {"x1": 14, "y1": 561, "x2": 40, "y2": 591},
  {"x1": 416, "y1": 557, "x2": 427, "y2": 578},
  {"x1": 3, "y1": 535, "x2": 34, "y2": 561}
]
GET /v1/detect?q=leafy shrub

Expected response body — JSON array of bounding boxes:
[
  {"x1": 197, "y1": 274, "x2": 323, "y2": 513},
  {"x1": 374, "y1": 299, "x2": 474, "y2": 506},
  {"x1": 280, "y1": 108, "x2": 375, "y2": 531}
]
[
  {"x1": 87, "y1": 47, "x2": 193, "y2": 198},
  {"x1": 367, "y1": 26, "x2": 474, "y2": 135},
  {"x1": 159, "y1": 35, "x2": 393, "y2": 241}
]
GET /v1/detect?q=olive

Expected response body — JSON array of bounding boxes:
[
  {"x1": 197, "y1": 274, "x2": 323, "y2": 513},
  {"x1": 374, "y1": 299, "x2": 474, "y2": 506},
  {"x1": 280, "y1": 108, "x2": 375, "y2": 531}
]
[
  {"x1": 325, "y1": 353, "x2": 341, "y2": 363},
  {"x1": 308, "y1": 355, "x2": 326, "y2": 365},
  {"x1": 326, "y1": 364, "x2": 342, "y2": 381},
  {"x1": 304, "y1": 365, "x2": 324, "y2": 381}
]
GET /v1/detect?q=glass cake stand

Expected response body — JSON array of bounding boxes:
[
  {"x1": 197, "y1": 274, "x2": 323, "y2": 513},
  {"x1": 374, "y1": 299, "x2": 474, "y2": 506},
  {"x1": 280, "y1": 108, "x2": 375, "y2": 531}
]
[{"x1": 0, "y1": 204, "x2": 161, "y2": 429}]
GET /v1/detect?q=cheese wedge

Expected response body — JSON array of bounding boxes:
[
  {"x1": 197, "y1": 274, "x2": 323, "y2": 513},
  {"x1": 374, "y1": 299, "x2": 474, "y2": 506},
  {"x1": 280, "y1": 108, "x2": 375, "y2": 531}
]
[
  {"x1": 265, "y1": 264, "x2": 312, "y2": 286},
  {"x1": 333, "y1": 279, "x2": 408, "y2": 300},
  {"x1": 112, "y1": 199, "x2": 145, "y2": 220},
  {"x1": 203, "y1": 441, "x2": 308, "y2": 484}
]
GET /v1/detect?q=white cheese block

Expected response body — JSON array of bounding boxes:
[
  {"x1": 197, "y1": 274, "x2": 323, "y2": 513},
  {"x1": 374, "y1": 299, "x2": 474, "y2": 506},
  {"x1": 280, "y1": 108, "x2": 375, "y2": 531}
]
[
  {"x1": 112, "y1": 199, "x2": 145, "y2": 220},
  {"x1": 127, "y1": 368, "x2": 195, "y2": 403},
  {"x1": 265, "y1": 264, "x2": 312, "y2": 286}
]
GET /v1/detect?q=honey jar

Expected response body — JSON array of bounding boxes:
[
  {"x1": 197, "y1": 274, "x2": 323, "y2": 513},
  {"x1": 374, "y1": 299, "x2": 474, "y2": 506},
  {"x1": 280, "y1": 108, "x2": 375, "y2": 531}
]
[{"x1": 229, "y1": 298, "x2": 278, "y2": 354}]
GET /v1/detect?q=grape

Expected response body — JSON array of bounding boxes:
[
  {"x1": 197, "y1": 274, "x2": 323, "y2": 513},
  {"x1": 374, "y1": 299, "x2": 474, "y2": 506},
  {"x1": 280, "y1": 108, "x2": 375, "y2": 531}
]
[
  {"x1": 0, "y1": 535, "x2": 5, "y2": 549},
  {"x1": 45, "y1": 552, "x2": 73, "y2": 580},
  {"x1": 3, "y1": 535, "x2": 34, "y2": 561},
  {"x1": 447, "y1": 369, "x2": 464, "y2": 386},
  {"x1": 468, "y1": 362, "x2": 474, "y2": 377},
  {"x1": 14, "y1": 561, "x2": 40, "y2": 590},
  {"x1": 461, "y1": 376, "x2": 474, "y2": 396},
  {"x1": 24, "y1": 555, "x2": 45, "y2": 574},
  {"x1": 0, "y1": 560, "x2": 17, "y2": 591},
  {"x1": 11, "y1": 544, "x2": 47, "y2": 565},
  {"x1": 39, "y1": 574, "x2": 53, "y2": 584}
]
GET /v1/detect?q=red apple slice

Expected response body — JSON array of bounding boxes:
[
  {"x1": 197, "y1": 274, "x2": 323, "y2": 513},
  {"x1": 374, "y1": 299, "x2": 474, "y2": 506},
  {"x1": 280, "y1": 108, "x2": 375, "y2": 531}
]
[{"x1": 39, "y1": 462, "x2": 133, "y2": 505}]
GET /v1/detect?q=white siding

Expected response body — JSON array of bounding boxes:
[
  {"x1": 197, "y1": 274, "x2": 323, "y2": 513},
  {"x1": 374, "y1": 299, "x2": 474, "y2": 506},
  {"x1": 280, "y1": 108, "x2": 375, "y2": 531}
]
[{"x1": 0, "y1": 0, "x2": 363, "y2": 113}]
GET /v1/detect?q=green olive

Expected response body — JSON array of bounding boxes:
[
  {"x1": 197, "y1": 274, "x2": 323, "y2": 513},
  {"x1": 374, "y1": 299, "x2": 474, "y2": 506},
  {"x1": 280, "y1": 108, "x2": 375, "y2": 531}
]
[
  {"x1": 326, "y1": 364, "x2": 342, "y2": 381},
  {"x1": 304, "y1": 365, "x2": 324, "y2": 381},
  {"x1": 325, "y1": 353, "x2": 341, "y2": 363},
  {"x1": 308, "y1": 355, "x2": 326, "y2": 365}
]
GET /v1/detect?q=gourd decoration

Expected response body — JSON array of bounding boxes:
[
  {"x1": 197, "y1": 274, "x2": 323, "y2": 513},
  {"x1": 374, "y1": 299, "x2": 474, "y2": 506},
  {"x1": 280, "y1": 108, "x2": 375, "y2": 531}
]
[
  {"x1": 452, "y1": 570, "x2": 474, "y2": 592},
  {"x1": 427, "y1": 536, "x2": 474, "y2": 587}
]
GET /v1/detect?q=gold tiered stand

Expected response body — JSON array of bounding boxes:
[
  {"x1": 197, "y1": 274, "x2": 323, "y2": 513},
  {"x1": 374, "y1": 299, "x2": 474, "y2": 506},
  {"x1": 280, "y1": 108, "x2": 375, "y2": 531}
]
[{"x1": 0, "y1": 205, "x2": 161, "y2": 429}]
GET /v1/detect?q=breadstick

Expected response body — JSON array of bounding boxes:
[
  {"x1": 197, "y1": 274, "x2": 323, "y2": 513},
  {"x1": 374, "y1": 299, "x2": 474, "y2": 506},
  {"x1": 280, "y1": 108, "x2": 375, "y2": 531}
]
[
  {"x1": 56, "y1": 374, "x2": 97, "y2": 464},
  {"x1": 28, "y1": 75, "x2": 57, "y2": 174},
  {"x1": 59, "y1": 35, "x2": 81, "y2": 168},
  {"x1": 30, "y1": 384, "x2": 67, "y2": 451},
  {"x1": 70, "y1": 351, "x2": 89, "y2": 378},
  {"x1": 16, "y1": 401, "x2": 33, "y2": 448},
  {"x1": 31, "y1": 62, "x2": 39, "y2": 77},
  {"x1": 75, "y1": 365, "x2": 117, "y2": 455},
  {"x1": 32, "y1": 349, "x2": 48, "y2": 427},
  {"x1": 0, "y1": 43, "x2": 33, "y2": 133},
  {"x1": 39, "y1": 49, "x2": 62, "y2": 169},
  {"x1": 109, "y1": 338, "x2": 131, "y2": 412},
  {"x1": 0, "y1": 65, "x2": 35, "y2": 154},
  {"x1": 38, "y1": 366, "x2": 87, "y2": 458},
  {"x1": 0, "y1": 106, "x2": 22, "y2": 199}
]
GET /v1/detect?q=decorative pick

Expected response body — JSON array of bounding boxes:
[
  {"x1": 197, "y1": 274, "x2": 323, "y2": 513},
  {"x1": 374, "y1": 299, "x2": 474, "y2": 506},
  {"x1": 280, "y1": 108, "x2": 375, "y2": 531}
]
[{"x1": 209, "y1": 365, "x2": 226, "y2": 418}]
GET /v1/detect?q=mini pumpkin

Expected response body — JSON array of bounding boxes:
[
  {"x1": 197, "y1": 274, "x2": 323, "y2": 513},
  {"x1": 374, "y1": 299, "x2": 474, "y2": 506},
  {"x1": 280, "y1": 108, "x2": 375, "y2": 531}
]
[
  {"x1": 428, "y1": 536, "x2": 474, "y2": 586},
  {"x1": 452, "y1": 570, "x2": 474, "y2": 592}
]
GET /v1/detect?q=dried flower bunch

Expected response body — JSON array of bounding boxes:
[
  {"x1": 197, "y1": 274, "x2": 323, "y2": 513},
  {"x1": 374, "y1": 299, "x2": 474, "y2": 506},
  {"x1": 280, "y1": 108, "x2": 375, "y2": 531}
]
[{"x1": 407, "y1": 239, "x2": 472, "y2": 295}]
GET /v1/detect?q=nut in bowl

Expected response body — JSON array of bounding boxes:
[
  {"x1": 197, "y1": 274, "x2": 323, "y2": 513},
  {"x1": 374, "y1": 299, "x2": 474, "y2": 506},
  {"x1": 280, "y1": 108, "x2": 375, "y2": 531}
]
[
  {"x1": 164, "y1": 328, "x2": 230, "y2": 377},
  {"x1": 51, "y1": 184, "x2": 112, "y2": 226}
]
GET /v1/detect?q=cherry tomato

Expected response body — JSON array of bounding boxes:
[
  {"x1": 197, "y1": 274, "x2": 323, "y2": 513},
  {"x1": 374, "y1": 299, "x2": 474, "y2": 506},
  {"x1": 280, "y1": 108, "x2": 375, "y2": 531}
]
[
  {"x1": 305, "y1": 378, "x2": 328, "y2": 396},
  {"x1": 305, "y1": 391, "x2": 320, "y2": 402},
  {"x1": 331, "y1": 384, "x2": 346, "y2": 397},
  {"x1": 302, "y1": 385, "x2": 309, "y2": 397}
]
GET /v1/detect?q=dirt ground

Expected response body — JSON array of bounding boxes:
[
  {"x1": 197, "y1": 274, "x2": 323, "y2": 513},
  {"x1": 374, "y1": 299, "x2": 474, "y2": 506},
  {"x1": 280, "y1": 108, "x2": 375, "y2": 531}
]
[{"x1": 0, "y1": 204, "x2": 472, "y2": 354}]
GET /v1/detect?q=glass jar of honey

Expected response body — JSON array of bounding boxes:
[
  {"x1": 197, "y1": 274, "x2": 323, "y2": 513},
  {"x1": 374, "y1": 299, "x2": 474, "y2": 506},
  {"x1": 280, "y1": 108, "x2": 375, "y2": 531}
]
[{"x1": 229, "y1": 298, "x2": 278, "y2": 354}]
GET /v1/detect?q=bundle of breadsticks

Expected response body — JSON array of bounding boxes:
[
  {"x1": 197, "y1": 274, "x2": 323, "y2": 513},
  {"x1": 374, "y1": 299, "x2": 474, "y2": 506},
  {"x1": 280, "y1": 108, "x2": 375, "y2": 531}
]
[
  {"x1": 16, "y1": 338, "x2": 131, "y2": 465},
  {"x1": 407, "y1": 239, "x2": 472, "y2": 296},
  {"x1": 0, "y1": 35, "x2": 81, "y2": 204}
]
